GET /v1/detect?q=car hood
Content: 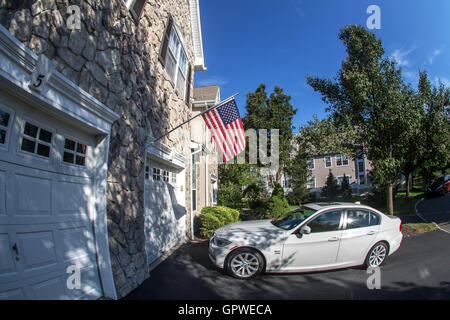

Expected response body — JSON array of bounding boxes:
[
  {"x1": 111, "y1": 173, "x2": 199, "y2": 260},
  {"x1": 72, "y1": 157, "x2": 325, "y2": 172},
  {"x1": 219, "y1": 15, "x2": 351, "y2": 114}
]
[{"x1": 215, "y1": 219, "x2": 285, "y2": 237}]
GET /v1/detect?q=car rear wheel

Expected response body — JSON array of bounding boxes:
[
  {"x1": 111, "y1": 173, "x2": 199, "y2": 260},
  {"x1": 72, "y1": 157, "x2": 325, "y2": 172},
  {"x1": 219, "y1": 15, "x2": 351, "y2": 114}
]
[
  {"x1": 365, "y1": 242, "x2": 388, "y2": 268},
  {"x1": 225, "y1": 248, "x2": 264, "y2": 279}
]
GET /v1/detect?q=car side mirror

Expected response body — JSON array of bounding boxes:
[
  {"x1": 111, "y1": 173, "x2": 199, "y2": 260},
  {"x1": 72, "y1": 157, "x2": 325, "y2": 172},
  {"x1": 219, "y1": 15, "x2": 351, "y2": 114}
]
[{"x1": 300, "y1": 225, "x2": 311, "y2": 235}]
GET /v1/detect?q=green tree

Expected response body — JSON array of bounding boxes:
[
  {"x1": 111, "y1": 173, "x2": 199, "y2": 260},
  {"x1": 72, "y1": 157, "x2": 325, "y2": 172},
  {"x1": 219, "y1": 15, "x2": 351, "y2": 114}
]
[
  {"x1": 417, "y1": 72, "x2": 450, "y2": 186},
  {"x1": 264, "y1": 183, "x2": 290, "y2": 219},
  {"x1": 340, "y1": 174, "x2": 352, "y2": 200},
  {"x1": 321, "y1": 169, "x2": 340, "y2": 201},
  {"x1": 243, "y1": 84, "x2": 297, "y2": 187},
  {"x1": 218, "y1": 162, "x2": 259, "y2": 209},
  {"x1": 285, "y1": 136, "x2": 311, "y2": 205},
  {"x1": 307, "y1": 25, "x2": 422, "y2": 214}
]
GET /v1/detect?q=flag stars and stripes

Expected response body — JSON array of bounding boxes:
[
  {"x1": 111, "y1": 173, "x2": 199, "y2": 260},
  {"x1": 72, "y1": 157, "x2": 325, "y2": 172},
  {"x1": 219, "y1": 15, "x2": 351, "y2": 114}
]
[{"x1": 202, "y1": 98, "x2": 246, "y2": 162}]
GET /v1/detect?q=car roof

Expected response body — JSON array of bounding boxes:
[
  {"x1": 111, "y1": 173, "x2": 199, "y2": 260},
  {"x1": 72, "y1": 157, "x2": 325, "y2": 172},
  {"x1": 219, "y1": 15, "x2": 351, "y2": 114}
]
[{"x1": 303, "y1": 202, "x2": 372, "y2": 211}]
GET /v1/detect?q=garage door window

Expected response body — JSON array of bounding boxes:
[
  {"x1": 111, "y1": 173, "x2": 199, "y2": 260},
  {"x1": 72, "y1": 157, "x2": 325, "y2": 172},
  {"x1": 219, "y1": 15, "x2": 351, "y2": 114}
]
[
  {"x1": 0, "y1": 109, "x2": 11, "y2": 144},
  {"x1": 153, "y1": 168, "x2": 161, "y2": 181},
  {"x1": 163, "y1": 170, "x2": 169, "y2": 182},
  {"x1": 63, "y1": 138, "x2": 87, "y2": 166},
  {"x1": 21, "y1": 121, "x2": 53, "y2": 157}
]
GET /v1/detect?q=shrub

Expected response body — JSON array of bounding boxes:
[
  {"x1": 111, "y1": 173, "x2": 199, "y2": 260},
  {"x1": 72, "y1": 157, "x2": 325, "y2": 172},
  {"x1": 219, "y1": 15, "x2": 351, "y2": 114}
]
[
  {"x1": 243, "y1": 182, "x2": 268, "y2": 209},
  {"x1": 271, "y1": 183, "x2": 285, "y2": 198},
  {"x1": 264, "y1": 195, "x2": 290, "y2": 219},
  {"x1": 198, "y1": 206, "x2": 240, "y2": 238},
  {"x1": 217, "y1": 183, "x2": 245, "y2": 209}
]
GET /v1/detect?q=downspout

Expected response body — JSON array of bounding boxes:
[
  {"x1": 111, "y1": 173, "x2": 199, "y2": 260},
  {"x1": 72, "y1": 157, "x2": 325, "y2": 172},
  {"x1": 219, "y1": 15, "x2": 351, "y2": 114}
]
[{"x1": 191, "y1": 145, "x2": 202, "y2": 240}]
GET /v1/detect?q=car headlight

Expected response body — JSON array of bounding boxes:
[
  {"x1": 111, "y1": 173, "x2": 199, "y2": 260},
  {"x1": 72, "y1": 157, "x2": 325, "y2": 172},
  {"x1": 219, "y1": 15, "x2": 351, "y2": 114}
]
[{"x1": 213, "y1": 237, "x2": 232, "y2": 247}]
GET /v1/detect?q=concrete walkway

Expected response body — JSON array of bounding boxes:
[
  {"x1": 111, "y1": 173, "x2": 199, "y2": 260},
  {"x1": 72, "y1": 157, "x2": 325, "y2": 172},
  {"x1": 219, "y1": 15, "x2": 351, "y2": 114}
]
[{"x1": 417, "y1": 194, "x2": 450, "y2": 233}]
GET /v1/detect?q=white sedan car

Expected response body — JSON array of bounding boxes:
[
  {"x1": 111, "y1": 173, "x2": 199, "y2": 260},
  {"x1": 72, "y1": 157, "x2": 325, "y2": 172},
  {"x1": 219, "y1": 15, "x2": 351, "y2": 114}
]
[{"x1": 209, "y1": 202, "x2": 403, "y2": 279}]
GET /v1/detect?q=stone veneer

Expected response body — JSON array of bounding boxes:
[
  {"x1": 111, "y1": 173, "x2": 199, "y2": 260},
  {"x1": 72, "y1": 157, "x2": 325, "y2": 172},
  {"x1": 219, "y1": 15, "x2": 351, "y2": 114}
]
[{"x1": 0, "y1": 0, "x2": 195, "y2": 298}]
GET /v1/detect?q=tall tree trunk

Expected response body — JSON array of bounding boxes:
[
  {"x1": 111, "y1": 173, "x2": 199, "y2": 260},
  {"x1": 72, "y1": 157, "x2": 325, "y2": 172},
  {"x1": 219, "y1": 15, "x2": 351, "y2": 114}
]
[{"x1": 387, "y1": 183, "x2": 394, "y2": 215}]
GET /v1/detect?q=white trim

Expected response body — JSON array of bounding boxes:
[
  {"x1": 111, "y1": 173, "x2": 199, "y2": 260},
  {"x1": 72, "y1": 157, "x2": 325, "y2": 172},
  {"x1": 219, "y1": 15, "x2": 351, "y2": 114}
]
[
  {"x1": 0, "y1": 26, "x2": 119, "y2": 299},
  {"x1": 189, "y1": 0, "x2": 207, "y2": 71}
]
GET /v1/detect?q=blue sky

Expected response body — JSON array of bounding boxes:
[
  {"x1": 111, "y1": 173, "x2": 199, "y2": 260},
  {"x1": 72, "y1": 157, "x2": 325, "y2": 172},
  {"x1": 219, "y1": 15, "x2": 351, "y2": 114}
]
[{"x1": 194, "y1": 0, "x2": 450, "y2": 131}]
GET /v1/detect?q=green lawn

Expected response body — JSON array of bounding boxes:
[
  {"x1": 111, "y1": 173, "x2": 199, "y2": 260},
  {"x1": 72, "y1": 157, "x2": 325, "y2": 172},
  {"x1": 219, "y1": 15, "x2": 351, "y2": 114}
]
[{"x1": 374, "y1": 191, "x2": 425, "y2": 216}]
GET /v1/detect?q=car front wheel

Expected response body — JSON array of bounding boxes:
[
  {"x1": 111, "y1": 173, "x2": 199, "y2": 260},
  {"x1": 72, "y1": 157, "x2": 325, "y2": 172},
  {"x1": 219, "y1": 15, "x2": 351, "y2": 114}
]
[{"x1": 225, "y1": 248, "x2": 264, "y2": 279}]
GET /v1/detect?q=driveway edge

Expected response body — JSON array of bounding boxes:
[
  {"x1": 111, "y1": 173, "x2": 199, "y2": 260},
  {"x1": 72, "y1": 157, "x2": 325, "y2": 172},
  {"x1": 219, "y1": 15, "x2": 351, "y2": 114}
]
[{"x1": 416, "y1": 197, "x2": 450, "y2": 234}]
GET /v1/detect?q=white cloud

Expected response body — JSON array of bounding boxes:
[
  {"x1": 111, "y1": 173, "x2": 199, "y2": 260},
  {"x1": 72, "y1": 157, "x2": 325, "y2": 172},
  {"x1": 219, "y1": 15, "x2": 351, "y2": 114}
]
[
  {"x1": 196, "y1": 76, "x2": 228, "y2": 87},
  {"x1": 434, "y1": 77, "x2": 450, "y2": 87},
  {"x1": 428, "y1": 49, "x2": 442, "y2": 64},
  {"x1": 403, "y1": 70, "x2": 419, "y2": 83},
  {"x1": 390, "y1": 47, "x2": 416, "y2": 67}
]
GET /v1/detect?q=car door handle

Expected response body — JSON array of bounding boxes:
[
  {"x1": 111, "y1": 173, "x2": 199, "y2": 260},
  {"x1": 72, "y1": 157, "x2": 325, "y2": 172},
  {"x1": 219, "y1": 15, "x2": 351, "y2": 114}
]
[
  {"x1": 328, "y1": 237, "x2": 340, "y2": 242},
  {"x1": 367, "y1": 231, "x2": 376, "y2": 235}
]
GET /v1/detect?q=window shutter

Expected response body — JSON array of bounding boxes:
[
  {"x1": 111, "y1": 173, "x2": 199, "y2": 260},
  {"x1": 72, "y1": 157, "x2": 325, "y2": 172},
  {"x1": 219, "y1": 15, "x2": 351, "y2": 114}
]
[
  {"x1": 185, "y1": 64, "x2": 192, "y2": 106},
  {"x1": 159, "y1": 15, "x2": 173, "y2": 67},
  {"x1": 130, "y1": 0, "x2": 147, "y2": 21}
]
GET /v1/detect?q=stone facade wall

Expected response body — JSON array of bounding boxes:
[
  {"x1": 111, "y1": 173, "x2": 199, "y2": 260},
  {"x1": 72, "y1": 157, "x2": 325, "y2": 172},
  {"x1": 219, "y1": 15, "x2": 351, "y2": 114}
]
[{"x1": 1, "y1": 0, "x2": 195, "y2": 298}]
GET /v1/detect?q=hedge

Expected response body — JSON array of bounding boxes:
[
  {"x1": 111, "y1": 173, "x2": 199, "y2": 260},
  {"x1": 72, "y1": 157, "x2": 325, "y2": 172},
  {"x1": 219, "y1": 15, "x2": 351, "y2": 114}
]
[{"x1": 198, "y1": 206, "x2": 240, "y2": 238}]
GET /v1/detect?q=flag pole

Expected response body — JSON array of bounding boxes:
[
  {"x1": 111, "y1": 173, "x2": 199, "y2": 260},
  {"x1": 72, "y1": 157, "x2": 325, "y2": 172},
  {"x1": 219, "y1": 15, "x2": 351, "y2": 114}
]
[{"x1": 150, "y1": 93, "x2": 239, "y2": 143}]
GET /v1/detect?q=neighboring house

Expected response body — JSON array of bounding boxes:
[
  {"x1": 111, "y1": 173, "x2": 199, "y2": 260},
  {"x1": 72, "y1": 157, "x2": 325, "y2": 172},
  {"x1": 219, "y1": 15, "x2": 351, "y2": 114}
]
[
  {"x1": 306, "y1": 154, "x2": 373, "y2": 196},
  {"x1": 191, "y1": 85, "x2": 220, "y2": 219},
  {"x1": 278, "y1": 135, "x2": 373, "y2": 197},
  {"x1": 0, "y1": 0, "x2": 206, "y2": 300}
]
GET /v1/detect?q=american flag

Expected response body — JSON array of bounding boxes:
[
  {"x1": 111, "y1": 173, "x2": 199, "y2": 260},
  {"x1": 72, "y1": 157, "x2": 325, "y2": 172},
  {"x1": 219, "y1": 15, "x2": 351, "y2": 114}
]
[{"x1": 202, "y1": 99, "x2": 246, "y2": 162}]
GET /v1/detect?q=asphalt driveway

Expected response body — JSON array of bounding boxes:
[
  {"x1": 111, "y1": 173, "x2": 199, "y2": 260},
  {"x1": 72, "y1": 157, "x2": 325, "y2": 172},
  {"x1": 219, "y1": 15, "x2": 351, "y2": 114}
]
[
  {"x1": 417, "y1": 193, "x2": 450, "y2": 233},
  {"x1": 125, "y1": 230, "x2": 450, "y2": 300}
]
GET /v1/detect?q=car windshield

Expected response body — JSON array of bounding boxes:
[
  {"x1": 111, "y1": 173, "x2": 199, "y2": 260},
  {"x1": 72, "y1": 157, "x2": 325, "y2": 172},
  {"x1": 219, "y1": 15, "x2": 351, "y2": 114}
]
[{"x1": 271, "y1": 206, "x2": 318, "y2": 230}]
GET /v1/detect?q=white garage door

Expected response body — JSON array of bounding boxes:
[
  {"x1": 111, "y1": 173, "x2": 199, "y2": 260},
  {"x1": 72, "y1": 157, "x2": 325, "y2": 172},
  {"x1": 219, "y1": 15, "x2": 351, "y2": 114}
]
[
  {"x1": 0, "y1": 95, "x2": 103, "y2": 299},
  {"x1": 144, "y1": 158, "x2": 186, "y2": 265}
]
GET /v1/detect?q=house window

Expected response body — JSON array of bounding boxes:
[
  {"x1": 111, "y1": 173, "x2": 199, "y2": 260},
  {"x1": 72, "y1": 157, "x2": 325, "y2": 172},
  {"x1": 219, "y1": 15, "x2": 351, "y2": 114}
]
[
  {"x1": 63, "y1": 138, "x2": 87, "y2": 166},
  {"x1": 358, "y1": 160, "x2": 364, "y2": 173},
  {"x1": 166, "y1": 27, "x2": 188, "y2": 98},
  {"x1": 325, "y1": 156, "x2": 332, "y2": 168},
  {"x1": 0, "y1": 109, "x2": 11, "y2": 145},
  {"x1": 308, "y1": 158, "x2": 315, "y2": 170},
  {"x1": 337, "y1": 175, "x2": 349, "y2": 186},
  {"x1": 153, "y1": 168, "x2": 161, "y2": 181},
  {"x1": 129, "y1": 0, "x2": 146, "y2": 21},
  {"x1": 159, "y1": 15, "x2": 192, "y2": 104},
  {"x1": 20, "y1": 121, "x2": 53, "y2": 158},
  {"x1": 307, "y1": 177, "x2": 316, "y2": 189},
  {"x1": 171, "y1": 172, "x2": 177, "y2": 184},
  {"x1": 163, "y1": 170, "x2": 169, "y2": 182},
  {"x1": 336, "y1": 155, "x2": 349, "y2": 167}
]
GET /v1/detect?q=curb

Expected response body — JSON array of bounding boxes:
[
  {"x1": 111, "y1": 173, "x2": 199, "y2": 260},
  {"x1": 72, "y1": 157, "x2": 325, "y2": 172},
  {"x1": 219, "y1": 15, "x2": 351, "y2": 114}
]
[
  {"x1": 414, "y1": 198, "x2": 427, "y2": 222},
  {"x1": 415, "y1": 197, "x2": 450, "y2": 234}
]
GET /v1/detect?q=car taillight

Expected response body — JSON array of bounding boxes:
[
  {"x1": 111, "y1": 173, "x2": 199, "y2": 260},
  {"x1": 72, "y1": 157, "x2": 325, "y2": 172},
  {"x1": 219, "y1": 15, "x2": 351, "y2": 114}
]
[{"x1": 399, "y1": 221, "x2": 403, "y2": 232}]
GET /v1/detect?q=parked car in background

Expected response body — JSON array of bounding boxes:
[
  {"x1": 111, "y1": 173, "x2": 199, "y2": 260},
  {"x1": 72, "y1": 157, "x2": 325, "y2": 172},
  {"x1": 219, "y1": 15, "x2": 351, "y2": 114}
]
[
  {"x1": 209, "y1": 202, "x2": 403, "y2": 279},
  {"x1": 427, "y1": 174, "x2": 450, "y2": 197}
]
